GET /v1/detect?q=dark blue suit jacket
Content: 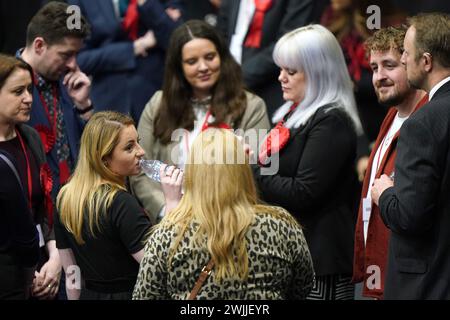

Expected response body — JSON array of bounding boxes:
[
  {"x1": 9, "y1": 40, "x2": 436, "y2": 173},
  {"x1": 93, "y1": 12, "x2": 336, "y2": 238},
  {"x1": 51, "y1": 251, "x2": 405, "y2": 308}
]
[
  {"x1": 17, "y1": 49, "x2": 84, "y2": 200},
  {"x1": 29, "y1": 82, "x2": 84, "y2": 200},
  {"x1": 69, "y1": 0, "x2": 182, "y2": 122}
]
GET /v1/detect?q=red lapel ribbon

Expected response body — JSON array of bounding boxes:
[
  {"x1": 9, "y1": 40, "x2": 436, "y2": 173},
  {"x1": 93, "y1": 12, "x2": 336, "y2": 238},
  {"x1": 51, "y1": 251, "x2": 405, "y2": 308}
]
[
  {"x1": 244, "y1": 0, "x2": 273, "y2": 48},
  {"x1": 40, "y1": 163, "x2": 54, "y2": 228},
  {"x1": 122, "y1": 0, "x2": 139, "y2": 40},
  {"x1": 258, "y1": 102, "x2": 299, "y2": 165},
  {"x1": 258, "y1": 121, "x2": 290, "y2": 165}
]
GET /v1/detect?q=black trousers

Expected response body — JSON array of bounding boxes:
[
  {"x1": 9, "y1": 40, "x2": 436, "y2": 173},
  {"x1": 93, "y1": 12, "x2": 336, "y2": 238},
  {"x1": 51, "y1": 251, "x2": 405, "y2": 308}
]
[{"x1": 0, "y1": 253, "x2": 29, "y2": 300}]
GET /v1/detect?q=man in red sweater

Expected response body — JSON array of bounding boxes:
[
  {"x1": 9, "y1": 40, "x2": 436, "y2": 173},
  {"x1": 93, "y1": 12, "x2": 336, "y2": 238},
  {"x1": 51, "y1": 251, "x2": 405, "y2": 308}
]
[{"x1": 352, "y1": 26, "x2": 427, "y2": 299}]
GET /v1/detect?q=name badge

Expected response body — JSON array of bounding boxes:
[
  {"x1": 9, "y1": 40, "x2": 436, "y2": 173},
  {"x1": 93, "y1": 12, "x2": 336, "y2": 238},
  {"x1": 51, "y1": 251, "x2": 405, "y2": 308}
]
[
  {"x1": 362, "y1": 197, "x2": 372, "y2": 222},
  {"x1": 36, "y1": 224, "x2": 45, "y2": 248}
]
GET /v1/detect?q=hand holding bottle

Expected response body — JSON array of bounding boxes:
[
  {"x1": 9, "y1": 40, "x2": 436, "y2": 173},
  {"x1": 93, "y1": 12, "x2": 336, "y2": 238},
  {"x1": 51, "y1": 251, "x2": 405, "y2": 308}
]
[
  {"x1": 160, "y1": 164, "x2": 183, "y2": 215},
  {"x1": 139, "y1": 159, "x2": 163, "y2": 182}
]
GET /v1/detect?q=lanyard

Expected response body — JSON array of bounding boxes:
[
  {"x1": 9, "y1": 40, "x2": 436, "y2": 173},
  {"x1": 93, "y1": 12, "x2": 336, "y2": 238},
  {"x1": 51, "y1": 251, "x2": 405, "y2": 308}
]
[
  {"x1": 15, "y1": 129, "x2": 33, "y2": 211},
  {"x1": 277, "y1": 101, "x2": 300, "y2": 127},
  {"x1": 375, "y1": 129, "x2": 397, "y2": 175},
  {"x1": 375, "y1": 136, "x2": 387, "y2": 174},
  {"x1": 200, "y1": 110, "x2": 231, "y2": 132},
  {"x1": 184, "y1": 110, "x2": 232, "y2": 156},
  {"x1": 201, "y1": 110, "x2": 213, "y2": 132},
  {"x1": 287, "y1": 101, "x2": 299, "y2": 115}
]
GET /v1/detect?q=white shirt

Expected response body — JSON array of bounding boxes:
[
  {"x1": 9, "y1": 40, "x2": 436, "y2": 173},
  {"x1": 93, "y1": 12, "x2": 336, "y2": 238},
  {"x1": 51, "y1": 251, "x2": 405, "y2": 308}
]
[
  {"x1": 229, "y1": 0, "x2": 255, "y2": 64},
  {"x1": 112, "y1": 0, "x2": 121, "y2": 19},
  {"x1": 178, "y1": 106, "x2": 209, "y2": 169},
  {"x1": 158, "y1": 103, "x2": 211, "y2": 220},
  {"x1": 363, "y1": 112, "x2": 408, "y2": 244},
  {"x1": 429, "y1": 76, "x2": 450, "y2": 101}
]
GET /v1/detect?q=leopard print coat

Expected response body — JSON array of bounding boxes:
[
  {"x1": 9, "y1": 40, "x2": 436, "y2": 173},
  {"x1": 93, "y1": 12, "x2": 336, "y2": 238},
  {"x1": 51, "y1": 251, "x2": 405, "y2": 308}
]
[{"x1": 132, "y1": 206, "x2": 314, "y2": 300}]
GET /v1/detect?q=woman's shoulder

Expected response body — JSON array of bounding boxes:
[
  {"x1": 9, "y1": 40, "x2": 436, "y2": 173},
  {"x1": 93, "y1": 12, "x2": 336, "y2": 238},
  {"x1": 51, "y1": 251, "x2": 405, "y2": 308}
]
[
  {"x1": 244, "y1": 90, "x2": 265, "y2": 107},
  {"x1": 16, "y1": 124, "x2": 46, "y2": 163},
  {"x1": 142, "y1": 90, "x2": 164, "y2": 117},
  {"x1": 312, "y1": 104, "x2": 355, "y2": 129},
  {"x1": 240, "y1": 91, "x2": 270, "y2": 128},
  {"x1": 17, "y1": 123, "x2": 40, "y2": 142},
  {"x1": 255, "y1": 204, "x2": 288, "y2": 215},
  {"x1": 145, "y1": 221, "x2": 179, "y2": 249},
  {"x1": 251, "y1": 206, "x2": 305, "y2": 245},
  {"x1": 254, "y1": 205, "x2": 299, "y2": 227},
  {"x1": 112, "y1": 189, "x2": 139, "y2": 205}
]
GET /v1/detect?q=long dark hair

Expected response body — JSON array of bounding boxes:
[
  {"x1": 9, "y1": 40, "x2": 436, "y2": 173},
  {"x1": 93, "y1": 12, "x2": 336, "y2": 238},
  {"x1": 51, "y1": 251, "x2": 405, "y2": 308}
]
[{"x1": 154, "y1": 20, "x2": 247, "y2": 144}]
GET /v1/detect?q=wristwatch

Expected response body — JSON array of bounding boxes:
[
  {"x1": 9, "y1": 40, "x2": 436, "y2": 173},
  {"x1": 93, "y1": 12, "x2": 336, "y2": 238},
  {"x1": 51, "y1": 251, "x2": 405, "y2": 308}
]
[{"x1": 75, "y1": 104, "x2": 94, "y2": 115}]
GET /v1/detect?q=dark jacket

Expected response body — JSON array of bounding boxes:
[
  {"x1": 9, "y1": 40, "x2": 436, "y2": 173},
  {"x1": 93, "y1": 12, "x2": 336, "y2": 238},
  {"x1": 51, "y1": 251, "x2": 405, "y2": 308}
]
[
  {"x1": 379, "y1": 80, "x2": 450, "y2": 299},
  {"x1": 0, "y1": 149, "x2": 39, "y2": 267},
  {"x1": 0, "y1": 124, "x2": 51, "y2": 299},
  {"x1": 17, "y1": 124, "x2": 54, "y2": 243},
  {"x1": 69, "y1": 0, "x2": 182, "y2": 122},
  {"x1": 253, "y1": 105, "x2": 359, "y2": 276}
]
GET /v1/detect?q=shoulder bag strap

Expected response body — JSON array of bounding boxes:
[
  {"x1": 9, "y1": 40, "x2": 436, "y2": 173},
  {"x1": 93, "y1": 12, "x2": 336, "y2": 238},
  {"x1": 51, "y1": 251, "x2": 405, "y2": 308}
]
[
  {"x1": 187, "y1": 259, "x2": 215, "y2": 300},
  {"x1": 0, "y1": 152, "x2": 24, "y2": 191}
]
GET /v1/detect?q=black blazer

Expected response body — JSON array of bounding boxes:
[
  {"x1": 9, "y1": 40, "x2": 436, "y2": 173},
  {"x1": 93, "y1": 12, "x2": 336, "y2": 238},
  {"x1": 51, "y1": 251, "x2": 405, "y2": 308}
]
[
  {"x1": 379, "y1": 80, "x2": 450, "y2": 299},
  {"x1": 218, "y1": 0, "x2": 314, "y2": 117},
  {"x1": 253, "y1": 105, "x2": 359, "y2": 276}
]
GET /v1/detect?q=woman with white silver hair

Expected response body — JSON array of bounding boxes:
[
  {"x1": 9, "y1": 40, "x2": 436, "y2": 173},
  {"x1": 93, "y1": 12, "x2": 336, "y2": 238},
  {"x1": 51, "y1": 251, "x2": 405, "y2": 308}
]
[{"x1": 253, "y1": 24, "x2": 361, "y2": 300}]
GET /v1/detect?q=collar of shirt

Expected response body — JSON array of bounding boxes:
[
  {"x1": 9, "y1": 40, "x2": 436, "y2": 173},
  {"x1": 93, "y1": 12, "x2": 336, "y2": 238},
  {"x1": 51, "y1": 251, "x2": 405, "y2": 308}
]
[
  {"x1": 34, "y1": 72, "x2": 56, "y2": 92},
  {"x1": 429, "y1": 75, "x2": 450, "y2": 101}
]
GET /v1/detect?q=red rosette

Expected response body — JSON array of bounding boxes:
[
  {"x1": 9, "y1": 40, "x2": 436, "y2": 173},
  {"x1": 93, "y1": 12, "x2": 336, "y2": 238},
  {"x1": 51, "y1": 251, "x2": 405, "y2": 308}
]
[
  {"x1": 40, "y1": 163, "x2": 54, "y2": 228},
  {"x1": 342, "y1": 32, "x2": 370, "y2": 83},
  {"x1": 258, "y1": 122, "x2": 290, "y2": 165},
  {"x1": 34, "y1": 124, "x2": 55, "y2": 154}
]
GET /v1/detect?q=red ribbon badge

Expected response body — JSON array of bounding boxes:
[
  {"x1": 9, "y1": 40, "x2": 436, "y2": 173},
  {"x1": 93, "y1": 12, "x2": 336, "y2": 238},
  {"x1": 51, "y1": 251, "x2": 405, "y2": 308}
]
[
  {"x1": 342, "y1": 33, "x2": 370, "y2": 82},
  {"x1": 258, "y1": 121, "x2": 291, "y2": 165},
  {"x1": 258, "y1": 101, "x2": 299, "y2": 165}
]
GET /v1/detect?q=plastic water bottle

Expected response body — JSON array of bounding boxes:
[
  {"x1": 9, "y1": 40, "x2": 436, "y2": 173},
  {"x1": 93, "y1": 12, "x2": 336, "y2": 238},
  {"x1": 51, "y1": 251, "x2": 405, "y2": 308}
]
[{"x1": 139, "y1": 159, "x2": 163, "y2": 182}]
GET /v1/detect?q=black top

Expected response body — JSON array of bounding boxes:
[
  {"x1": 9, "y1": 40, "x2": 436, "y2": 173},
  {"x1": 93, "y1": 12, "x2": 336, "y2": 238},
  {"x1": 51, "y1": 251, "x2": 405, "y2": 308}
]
[
  {"x1": 0, "y1": 136, "x2": 44, "y2": 218},
  {"x1": 0, "y1": 151, "x2": 40, "y2": 267},
  {"x1": 253, "y1": 105, "x2": 359, "y2": 276},
  {"x1": 55, "y1": 190, "x2": 151, "y2": 293}
]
